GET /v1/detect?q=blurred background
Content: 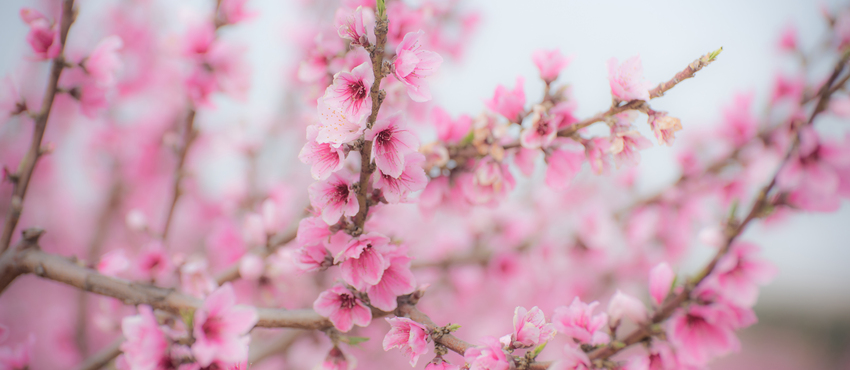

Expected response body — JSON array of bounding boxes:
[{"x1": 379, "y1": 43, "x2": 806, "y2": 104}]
[{"x1": 1, "y1": 0, "x2": 849, "y2": 368}]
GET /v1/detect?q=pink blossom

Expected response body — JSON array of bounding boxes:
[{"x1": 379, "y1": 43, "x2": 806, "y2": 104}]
[
  {"x1": 367, "y1": 250, "x2": 416, "y2": 312},
  {"x1": 609, "y1": 129, "x2": 652, "y2": 168},
  {"x1": 545, "y1": 146, "x2": 584, "y2": 190},
  {"x1": 337, "y1": 6, "x2": 374, "y2": 47},
  {"x1": 584, "y1": 137, "x2": 611, "y2": 174},
  {"x1": 548, "y1": 343, "x2": 591, "y2": 370},
  {"x1": 308, "y1": 172, "x2": 360, "y2": 225},
  {"x1": 425, "y1": 357, "x2": 460, "y2": 370},
  {"x1": 667, "y1": 303, "x2": 741, "y2": 366},
  {"x1": 776, "y1": 130, "x2": 842, "y2": 211},
  {"x1": 0, "y1": 332, "x2": 34, "y2": 370},
  {"x1": 316, "y1": 95, "x2": 366, "y2": 147},
  {"x1": 317, "y1": 346, "x2": 356, "y2": 370},
  {"x1": 520, "y1": 106, "x2": 561, "y2": 149},
  {"x1": 552, "y1": 297, "x2": 610, "y2": 345},
  {"x1": 393, "y1": 30, "x2": 443, "y2": 102},
  {"x1": 719, "y1": 93, "x2": 757, "y2": 146},
  {"x1": 313, "y1": 284, "x2": 372, "y2": 332},
  {"x1": 607, "y1": 290, "x2": 648, "y2": 327},
  {"x1": 771, "y1": 74, "x2": 804, "y2": 103},
  {"x1": 432, "y1": 106, "x2": 473, "y2": 143},
  {"x1": 180, "y1": 259, "x2": 217, "y2": 298},
  {"x1": 383, "y1": 317, "x2": 430, "y2": 366},
  {"x1": 323, "y1": 60, "x2": 374, "y2": 122},
  {"x1": 84, "y1": 36, "x2": 123, "y2": 87},
  {"x1": 699, "y1": 242, "x2": 777, "y2": 307},
  {"x1": 366, "y1": 113, "x2": 420, "y2": 178},
  {"x1": 20, "y1": 8, "x2": 60, "y2": 60},
  {"x1": 373, "y1": 152, "x2": 429, "y2": 204},
  {"x1": 514, "y1": 147, "x2": 539, "y2": 177},
  {"x1": 532, "y1": 49, "x2": 572, "y2": 83},
  {"x1": 77, "y1": 82, "x2": 109, "y2": 118},
  {"x1": 778, "y1": 23, "x2": 797, "y2": 52},
  {"x1": 649, "y1": 262, "x2": 675, "y2": 306},
  {"x1": 335, "y1": 232, "x2": 391, "y2": 290},
  {"x1": 511, "y1": 306, "x2": 555, "y2": 348},
  {"x1": 238, "y1": 253, "x2": 264, "y2": 281},
  {"x1": 294, "y1": 243, "x2": 332, "y2": 273},
  {"x1": 300, "y1": 125, "x2": 346, "y2": 180},
  {"x1": 463, "y1": 336, "x2": 510, "y2": 370},
  {"x1": 120, "y1": 305, "x2": 169, "y2": 370},
  {"x1": 97, "y1": 250, "x2": 129, "y2": 277},
  {"x1": 647, "y1": 111, "x2": 683, "y2": 147},
  {"x1": 835, "y1": 10, "x2": 850, "y2": 49},
  {"x1": 296, "y1": 215, "x2": 333, "y2": 247},
  {"x1": 136, "y1": 242, "x2": 173, "y2": 283},
  {"x1": 460, "y1": 157, "x2": 516, "y2": 206},
  {"x1": 608, "y1": 55, "x2": 652, "y2": 102},
  {"x1": 192, "y1": 284, "x2": 258, "y2": 367},
  {"x1": 219, "y1": 0, "x2": 256, "y2": 25},
  {"x1": 485, "y1": 76, "x2": 526, "y2": 123}
]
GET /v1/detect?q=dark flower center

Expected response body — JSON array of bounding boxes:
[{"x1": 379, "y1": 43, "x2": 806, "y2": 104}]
[{"x1": 340, "y1": 293, "x2": 357, "y2": 309}]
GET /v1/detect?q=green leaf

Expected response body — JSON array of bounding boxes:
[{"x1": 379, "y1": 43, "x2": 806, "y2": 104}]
[
  {"x1": 460, "y1": 130, "x2": 474, "y2": 146},
  {"x1": 531, "y1": 341, "x2": 548, "y2": 357},
  {"x1": 376, "y1": 0, "x2": 386, "y2": 19},
  {"x1": 180, "y1": 308, "x2": 196, "y2": 332},
  {"x1": 446, "y1": 323, "x2": 462, "y2": 332},
  {"x1": 707, "y1": 47, "x2": 723, "y2": 62},
  {"x1": 341, "y1": 336, "x2": 370, "y2": 345}
]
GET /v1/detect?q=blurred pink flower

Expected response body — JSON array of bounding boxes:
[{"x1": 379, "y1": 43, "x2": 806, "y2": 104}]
[
  {"x1": 485, "y1": 76, "x2": 525, "y2": 123},
  {"x1": 460, "y1": 157, "x2": 516, "y2": 206},
  {"x1": 219, "y1": 0, "x2": 256, "y2": 25},
  {"x1": 463, "y1": 336, "x2": 510, "y2": 370},
  {"x1": 383, "y1": 317, "x2": 429, "y2": 366},
  {"x1": 317, "y1": 346, "x2": 356, "y2": 370},
  {"x1": 647, "y1": 111, "x2": 682, "y2": 147},
  {"x1": 552, "y1": 297, "x2": 610, "y2": 345},
  {"x1": 393, "y1": 30, "x2": 443, "y2": 102},
  {"x1": 778, "y1": 23, "x2": 797, "y2": 52},
  {"x1": 191, "y1": 283, "x2": 258, "y2": 367},
  {"x1": 609, "y1": 129, "x2": 652, "y2": 168},
  {"x1": 667, "y1": 303, "x2": 740, "y2": 367},
  {"x1": 294, "y1": 243, "x2": 332, "y2": 273},
  {"x1": 607, "y1": 290, "x2": 648, "y2": 327},
  {"x1": 649, "y1": 262, "x2": 675, "y2": 306},
  {"x1": 313, "y1": 284, "x2": 372, "y2": 332},
  {"x1": 432, "y1": 106, "x2": 472, "y2": 143},
  {"x1": 424, "y1": 357, "x2": 460, "y2": 370},
  {"x1": 607, "y1": 55, "x2": 651, "y2": 102},
  {"x1": 532, "y1": 49, "x2": 572, "y2": 83},
  {"x1": 699, "y1": 242, "x2": 777, "y2": 307},
  {"x1": 336, "y1": 6, "x2": 374, "y2": 47},
  {"x1": 545, "y1": 146, "x2": 584, "y2": 191},
  {"x1": 180, "y1": 259, "x2": 217, "y2": 298},
  {"x1": 20, "y1": 8, "x2": 60, "y2": 60},
  {"x1": 520, "y1": 106, "x2": 560, "y2": 149},
  {"x1": 85, "y1": 36, "x2": 123, "y2": 87},
  {"x1": 120, "y1": 305, "x2": 169, "y2": 370}
]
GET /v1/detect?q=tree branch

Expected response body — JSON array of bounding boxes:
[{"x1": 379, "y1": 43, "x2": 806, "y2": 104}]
[{"x1": 0, "y1": 0, "x2": 77, "y2": 253}]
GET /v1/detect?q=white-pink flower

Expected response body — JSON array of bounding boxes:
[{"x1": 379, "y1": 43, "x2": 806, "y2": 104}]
[
  {"x1": 337, "y1": 6, "x2": 374, "y2": 47},
  {"x1": 84, "y1": 35, "x2": 123, "y2": 87},
  {"x1": 20, "y1": 8, "x2": 59, "y2": 61},
  {"x1": 545, "y1": 145, "x2": 584, "y2": 191},
  {"x1": 180, "y1": 259, "x2": 217, "y2": 298},
  {"x1": 191, "y1": 283, "x2": 258, "y2": 367},
  {"x1": 219, "y1": 0, "x2": 256, "y2": 25},
  {"x1": 532, "y1": 49, "x2": 572, "y2": 83},
  {"x1": 393, "y1": 30, "x2": 443, "y2": 102},
  {"x1": 316, "y1": 98, "x2": 366, "y2": 147},
  {"x1": 294, "y1": 243, "x2": 332, "y2": 273},
  {"x1": 463, "y1": 336, "x2": 510, "y2": 370},
  {"x1": 366, "y1": 113, "x2": 420, "y2": 178},
  {"x1": 511, "y1": 306, "x2": 555, "y2": 348},
  {"x1": 317, "y1": 346, "x2": 356, "y2": 370},
  {"x1": 367, "y1": 249, "x2": 416, "y2": 311},
  {"x1": 552, "y1": 297, "x2": 610, "y2": 345},
  {"x1": 520, "y1": 106, "x2": 560, "y2": 149},
  {"x1": 372, "y1": 152, "x2": 428, "y2": 204},
  {"x1": 313, "y1": 284, "x2": 372, "y2": 332},
  {"x1": 649, "y1": 262, "x2": 675, "y2": 306},
  {"x1": 607, "y1": 290, "x2": 648, "y2": 327},
  {"x1": 300, "y1": 125, "x2": 346, "y2": 180},
  {"x1": 383, "y1": 317, "x2": 430, "y2": 367},
  {"x1": 609, "y1": 129, "x2": 652, "y2": 168},
  {"x1": 323, "y1": 60, "x2": 374, "y2": 123},
  {"x1": 607, "y1": 55, "x2": 652, "y2": 102},
  {"x1": 308, "y1": 172, "x2": 360, "y2": 225},
  {"x1": 460, "y1": 157, "x2": 516, "y2": 206},
  {"x1": 335, "y1": 232, "x2": 391, "y2": 290},
  {"x1": 485, "y1": 76, "x2": 526, "y2": 123},
  {"x1": 647, "y1": 111, "x2": 683, "y2": 147},
  {"x1": 120, "y1": 305, "x2": 169, "y2": 370}
]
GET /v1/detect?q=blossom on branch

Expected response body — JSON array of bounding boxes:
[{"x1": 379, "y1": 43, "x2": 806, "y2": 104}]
[
  {"x1": 367, "y1": 113, "x2": 420, "y2": 178},
  {"x1": 532, "y1": 49, "x2": 572, "y2": 83},
  {"x1": 20, "y1": 8, "x2": 59, "y2": 61},
  {"x1": 323, "y1": 60, "x2": 374, "y2": 123},
  {"x1": 372, "y1": 152, "x2": 429, "y2": 204},
  {"x1": 485, "y1": 76, "x2": 526, "y2": 123},
  {"x1": 511, "y1": 306, "x2": 555, "y2": 348},
  {"x1": 191, "y1": 283, "x2": 258, "y2": 367},
  {"x1": 336, "y1": 232, "x2": 392, "y2": 290},
  {"x1": 607, "y1": 55, "x2": 652, "y2": 102},
  {"x1": 337, "y1": 6, "x2": 374, "y2": 48},
  {"x1": 313, "y1": 284, "x2": 372, "y2": 332},
  {"x1": 463, "y1": 336, "x2": 510, "y2": 370},
  {"x1": 383, "y1": 317, "x2": 429, "y2": 367},
  {"x1": 119, "y1": 305, "x2": 169, "y2": 370},
  {"x1": 393, "y1": 30, "x2": 443, "y2": 102},
  {"x1": 552, "y1": 297, "x2": 610, "y2": 345},
  {"x1": 300, "y1": 125, "x2": 346, "y2": 180},
  {"x1": 308, "y1": 172, "x2": 360, "y2": 225}
]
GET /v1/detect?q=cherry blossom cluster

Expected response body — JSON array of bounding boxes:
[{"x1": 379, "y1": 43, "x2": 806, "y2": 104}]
[{"x1": 1, "y1": 1, "x2": 850, "y2": 370}]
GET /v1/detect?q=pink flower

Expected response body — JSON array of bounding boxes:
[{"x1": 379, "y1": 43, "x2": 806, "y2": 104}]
[
  {"x1": 584, "y1": 137, "x2": 611, "y2": 174},
  {"x1": 460, "y1": 157, "x2": 516, "y2": 206},
  {"x1": 373, "y1": 152, "x2": 429, "y2": 204},
  {"x1": 532, "y1": 49, "x2": 572, "y2": 83},
  {"x1": 366, "y1": 113, "x2": 420, "y2": 178},
  {"x1": 120, "y1": 305, "x2": 169, "y2": 370},
  {"x1": 545, "y1": 146, "x2": 584, "y2": 191},
  {"x1": 97, "y1": 250, "x2": 129, "y2": 277},
  {"x1": 335, "y1": 232, "x2": 391, "y2": 290},
  {"x1": 294, "y1": 243, "x2": 332, "y2": 273},
  {"x1": 552, "y1": 297, "x2": 610, "y2": 345},
  {"x1": 383, "y1": 317, "x2": 430, "y2": 367},
  {"x1": 393, "y1": 30, "x2": 443, "y2": 102},
  {"x1": 313, "y1": 284, "x2": 372, "y2": 332},
  {"x1": 835, "y1": 10, "x2": 850, "y2": 50},
  {"x1": 649, "y1": 262, "x2": 675, "y2": 306},
  {"x1": 136, "y1": 242, "x2": 173, "y2": 283},
  {"x1": 667, "y1": 304, "x2": 740, "y2": 366},
  {"x1": 463, "y1": 336, "x2": 510, "y2": 370},
  {"x1": 0, "y1": 333, "x2": 35, "y2": 370},
  {"x1": 367, "y1": 250, "x2": 416, "y2": 311},
  {"x1": 84, "y1": 36, "x2": 123, "y2": 87},
  {"x1": 316, "y1": 96, "x2": 367, "y2": 147},
  {"x1": 609, "y1": 129, "x2": 652, "y2": 168},
  {"x1": 771, "y1": 74, "x2": 804, "y2": 104},
  {"x1": 607, "y1": 291, "x2": 648, "y2": 327},
  {"x1": 520, "y1": 106, "x2": 561, "y2": 149},
  {"x1": 323, "y1": 60, "x2": 374, "y2": 123},
  {"x1": 511, "y1": 306, "x2": 555, "y2": 348},
  {"x1": 296, "y1": 215, "x2": 333, "y2": 247},
  {"x1": 719, "y1": 93, "x2": 757, "y2": 146},
  {"x1": 308, "y1": 172, "x2": 360, "y2": 225},
  {"x1": 77, "y1": 82, "x2": 109, "y2": 118},
  {"x1": 549, "y1": 343, "x2": 591, "y2": 370},
  {"x1": 432, "y1": 106, "x2": 472, "y2": 143},
  {"x1": 180, "y1": 259, "x2": 217, "y2": 298},
  {"x1": 238, "y1": 253, "x2": 264, "y2": 281},
  {"x1": 300, "y1": 125, "x2": 346, "y2": 180},
  {"x1": 514, "y1": 147, "x2": 538, "y2": 177},
  {"x1": 778, "y1": 23, "x2": 797, "y2": 52},
  {"x1": 647, "y1": 111, "x2": 683, "y2": 147},
  {"x1": 699, "y1": 242, "x2": 777, "y2": 307},
  {"x1": 191, "y1": 283, "x2": 258, "y2": 367},
  {"x1": 219, "y1": 0, "x2": 256, "y2": 25},
  {"x1": 317, "y1": 346, "x2": 356, "y2": 370},
  {"x1": 337, "y1": 6, "x2": 374, "y2": 47},
  {"x1": 20, "y1": 8, "x2": 60, "y2": 60},
  {"x1": 425, "y1": 357, "x2": 460, "y2": 370},
  {"x1": 607, "y1": 55, "x2": 652, "y2": 102},
  {"x1": 485, "y1": 76, "x2": 526, "y2": 123}
]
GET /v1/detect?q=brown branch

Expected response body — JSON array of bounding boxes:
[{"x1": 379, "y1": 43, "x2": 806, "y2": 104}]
[
  {"x1": 247, "y1": 330, "x2": 304, "y2": 364},
  {"x1": 588, "y1": 49, "x2": 850, "y2": 363},
  {"x1": 350, "y1": 14, "x2": 389, "y2": 234},
  {"x1": 71, "y1": 340, "x2": 121, "y2": 370},
  {"x1": 0, "y1": 0, "x2": 77, "y2": 253},
  {"x1": 161, "y1": 109, "x2": 197, "y2": 241},
  {"x1": 214, "y1": 229, "x2": 297, "y2": 284},
  {"x1": 396, "y1": 305, "x2": 473, "y2": 356}
]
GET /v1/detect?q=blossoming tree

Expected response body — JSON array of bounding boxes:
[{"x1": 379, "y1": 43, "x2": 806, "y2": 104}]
[{"x1": 0, "y1": 0, "x2": 849, "y2": 369}]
